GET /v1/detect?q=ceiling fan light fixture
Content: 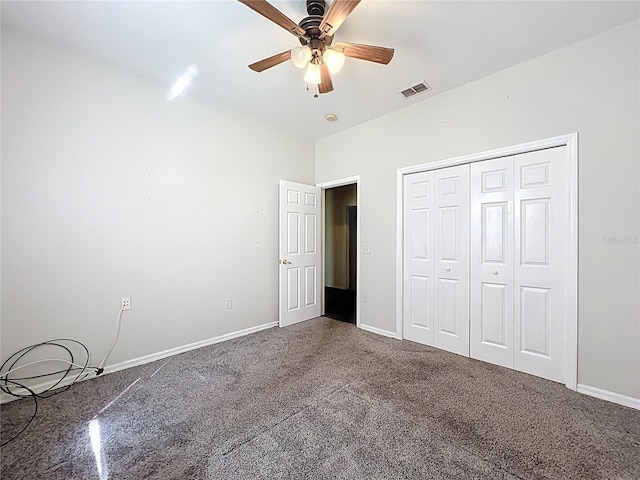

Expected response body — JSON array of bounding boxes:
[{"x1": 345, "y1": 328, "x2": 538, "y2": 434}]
[
  {"x1": 238, "y1": 0, "x2": 393, "y2": 94},
  {"x1": 304, "y1": 62, "x2": 322, "y2": 85},
  {"x1": 322, "y1": 48, "x2": 345, "y2": 74},
  {"x1": 291, "y1": 46, "x2": 312, "y2": 69}
]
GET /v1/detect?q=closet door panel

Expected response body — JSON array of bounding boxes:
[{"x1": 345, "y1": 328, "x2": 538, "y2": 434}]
[
  {"x1": 403, "y1": 171, "x2": 435, "y2": 345},
  {"x1": 479, "y1": 283, "x2": 508, "y2": 347},
  {"x1": 438, "y1": 278, "x2": 459, "y2": 334},
  {"x1": 433, "y1": 165, "x2": 470, "y2": 356},
  {"x1": 470, "y1": 157, "x2": 514, "y2": 368},
  {"x1": 514, "y1": 147, "x2": 568, "y2": 383},
  {"x1": 410, "y1": 275, "x2": 432, "y2": 329}
]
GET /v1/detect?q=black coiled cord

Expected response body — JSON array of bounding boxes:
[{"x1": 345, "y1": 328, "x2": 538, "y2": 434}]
[{"x1": 1, "y1": 339, "x2": 100, "y2": 447}]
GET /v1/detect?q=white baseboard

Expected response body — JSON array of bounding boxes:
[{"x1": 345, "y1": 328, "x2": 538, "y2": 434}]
[
  {"x1": 1, "y1": 321, "x2": 277, "y2": 404},
  {"x1": 577, "y1": 384, "x2": 640, "y2": 410},
  {"x1": 359, "y1": 323, "x2": 399, "y2": 339}
]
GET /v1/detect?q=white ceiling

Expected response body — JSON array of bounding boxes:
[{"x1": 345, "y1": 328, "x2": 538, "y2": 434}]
[{"x1": 2, "y1": 1, "x2": 639, "y2": 140}]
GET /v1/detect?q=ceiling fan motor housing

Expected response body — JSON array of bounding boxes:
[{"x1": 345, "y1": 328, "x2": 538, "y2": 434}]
[
  {"x1": 299, "y1": 1, "x2": 332, "y2": 50},
  {"x1": 298, "y1": 15, "x2": 323, "y2": 42},
  {"x1": 306, "y1": 0, "x2": 325, "y2": 16},
  {"x1": 298, "y1": 0, "x2": 328, "y2": 48}
]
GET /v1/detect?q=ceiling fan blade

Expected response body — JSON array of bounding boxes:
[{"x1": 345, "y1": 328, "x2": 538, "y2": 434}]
[
  {"x1": 238, "y1": 0, "x2": 306, "y2": 37},
  {"x1": 319, "y1": 0, "x2": 361, "y2": 37},
  {"x1": 249, "y1": 50, "x2": 291, "y2": 72},
  {"x1": 318, "y1": 63, "x2": 334, "y2": 94},
  {"x1": 336, "y1": 42, "x2": 394, "y2": 65}
]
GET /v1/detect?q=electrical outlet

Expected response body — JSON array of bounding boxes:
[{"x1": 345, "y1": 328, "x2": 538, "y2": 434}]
[
  {"x1": 121, "y1": 297, "x2": 131, "y2": 311},
  {"x1": 361, "y1": 294, "x2": 368, "y2": 303},
  {"x1": 225, "y1": 299, "x2": 233, "y2": 309},
  {"x1": 362, "y1": 246, "x2": 371, "y2": 254}
]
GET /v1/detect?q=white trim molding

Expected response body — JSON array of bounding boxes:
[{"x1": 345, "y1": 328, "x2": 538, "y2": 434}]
[
  {"x1": 396, "y1": 133, "x2": 579, "y2": 391},
  {"x1": 103, "y1": 321, "x2": 277, "y2": 375},
  {"x1": 577, "y1": 384, "x2": 640, "y2": 410},
  {"x1": 1, "y1": 321, "x2": 277, "y2": 404},
  {"x1": 359, "y1": 323, "x2": 399, "y2": 339},
  {"x1": 317, "y1": 176, "x2": 361, "y2": 328},
  {"x1": 316, "y1": 176, "x2": 361, "y2": 189}
]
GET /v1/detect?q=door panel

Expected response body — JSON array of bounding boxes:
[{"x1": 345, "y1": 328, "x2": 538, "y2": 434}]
[
  {"x1": 287, "y1": 213, "x2": 300, "y2": 254},
  {"x1": 520, "y1": 286, "x2": 550, "y2": 356},
  {"x1": 438, "y1": 207, "x2": 459, "y2": 261},
  {"x1": 521, "y1": 199, "x2": 550, "y2": 265},
  {"x1": 482, "y1": 203, "x2": 508, "y2": 263},
  {"x1": 433, "y1": 165, "x2": 470, "y2": 355},
  {"x1": 438, "y1": 176, "x2": 460, "y2": 196},
  {"x1": 480, "y1": 282, "x2": 508, "y2": 347},
  {"x1": 304, "y1": 265, "x2": 317, "y2": 307},
  {"x1": 411, "y1": 209, "x2": 430, "y2": 259},
  {"x1": 514, "y1": 148, "x2": 568, "y2": 382},
  {"x1": 305, "y1": 214, "x2": 317, "y2": 253},
  {"x1": 471, "y1": 157, "x2": 514, "y2": 368},
  {"x1": 403, "y1": 171, "x2": 435, "y2": 345},
  {"x1": 410, "y1": 275, "x2": 432, "y2": 328},
  {"x1": 287, "y1": 268, "x2": 300, "y2": 310},
  {"x1": 279, "y1": 180, "x2": 321, "y2": 327},
  {"x1": 438, "y1": 278, "x2": 458, "y2": 335}
]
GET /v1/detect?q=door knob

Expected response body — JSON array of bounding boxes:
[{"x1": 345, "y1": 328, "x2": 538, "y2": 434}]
[
  {"x1": 445, "y1": 267, "x2": 451, "y2": 272},
  {"x1": 492, "y1": 270, "x2": 498, "y2": 275},
  {"x1": 281, "y1": 259, "x2": 292, "y2": 265}
]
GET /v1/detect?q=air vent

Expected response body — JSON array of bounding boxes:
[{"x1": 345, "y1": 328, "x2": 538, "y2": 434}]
[{"x1": 400, "y1": 81, "x2": 431, "y2": 98}]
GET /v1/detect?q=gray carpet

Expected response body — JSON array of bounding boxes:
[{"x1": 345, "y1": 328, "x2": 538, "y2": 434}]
[{"x1": 1, "y1": 317, "x2": 639, "y2": 479}]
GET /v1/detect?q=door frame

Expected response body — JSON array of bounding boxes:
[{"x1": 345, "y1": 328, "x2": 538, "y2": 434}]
[
  {"x1": 395, "y1": 133, "x2": 578, "y2": 390},
  {"x1": 345, "y1": 204, "x2": 357, "y2": 292},
  {"x1": 317, "y1": 176, "x2": 361, "y2": 328}
]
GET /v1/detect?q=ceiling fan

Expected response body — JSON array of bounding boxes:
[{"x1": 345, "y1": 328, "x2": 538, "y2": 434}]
[{"x1": 238, "y1": 0, "x2": 394, "y2": 94}]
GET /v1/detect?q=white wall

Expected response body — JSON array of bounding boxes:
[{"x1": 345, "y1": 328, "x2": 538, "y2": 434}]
[
  {"x1": 1, "y1": 28, "x2": 315, "y2": 371},
  {"x1": 316, "y1": 20, "x2": 640, "y2": 399}
]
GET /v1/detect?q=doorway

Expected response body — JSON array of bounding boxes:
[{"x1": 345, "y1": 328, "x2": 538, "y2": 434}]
[{"x1": 323, "y1": 183, "x2": 357, "y2": 324}]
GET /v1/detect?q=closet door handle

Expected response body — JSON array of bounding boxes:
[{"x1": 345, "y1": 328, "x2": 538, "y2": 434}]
[
  {"x1": 445, "y1": 267, "x2": 451, "y2": 272},
  {"x1": 492, "y1": 270, "x2": 498, "y2": 275}
]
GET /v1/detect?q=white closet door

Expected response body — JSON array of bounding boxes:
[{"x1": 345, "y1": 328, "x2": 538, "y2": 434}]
[
  {"x1": 470, "y1": 157, "x2": 515, "y2": 368},
  {"x1": 514, "y1": 147, "x2": 568, "y2": 382},
  {"x1": 403, "y1": 171, "x2": 435, "y2": 345},
  {"x1": 404, "y1": 144, "x2": 570, "y2": 384},
  {"x1": 433, "y1": 165, "x2": 470, "y2": 356}
]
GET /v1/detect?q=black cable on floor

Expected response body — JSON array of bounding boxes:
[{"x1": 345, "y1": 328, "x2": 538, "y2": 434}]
[
  {"x1": 0, "y1": 380, "x2": 38, "y2": 447},
  {"x1": 0, "y1": 339, "x2": 101, "y2": 447}
]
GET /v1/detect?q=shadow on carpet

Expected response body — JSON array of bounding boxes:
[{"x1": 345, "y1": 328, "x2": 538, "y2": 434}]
[{"x1": 207, "y1": 384, "x2": 517, "y2": 479}]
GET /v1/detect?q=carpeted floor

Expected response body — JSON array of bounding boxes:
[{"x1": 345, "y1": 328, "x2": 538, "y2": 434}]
[{"x1": 1, "y1": 317, "x2": 639, "y2": 479}]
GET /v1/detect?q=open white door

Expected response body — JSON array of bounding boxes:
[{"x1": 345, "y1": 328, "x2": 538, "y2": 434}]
[{"x1": 279, "y1": 180, "x2": 321, "y2": 327}]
